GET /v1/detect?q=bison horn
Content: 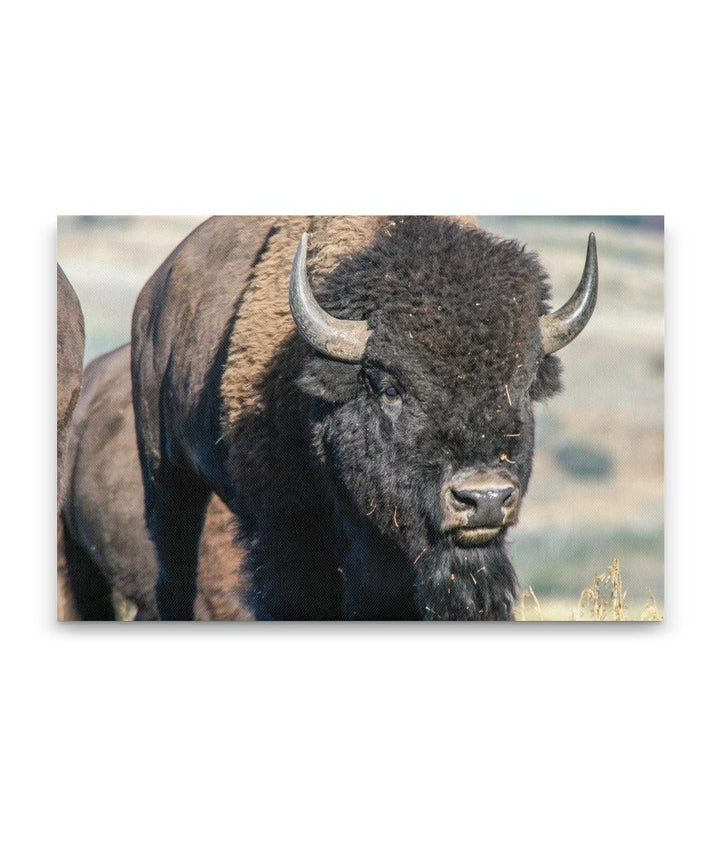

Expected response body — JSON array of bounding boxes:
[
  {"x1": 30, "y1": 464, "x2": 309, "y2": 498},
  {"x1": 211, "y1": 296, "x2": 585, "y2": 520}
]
[
  {"x1": 289, "y1": 232, "x2": 371, "y2": 362},
  {"x1": 539, "y1": 232, "x2": 599, "y2": 354}
]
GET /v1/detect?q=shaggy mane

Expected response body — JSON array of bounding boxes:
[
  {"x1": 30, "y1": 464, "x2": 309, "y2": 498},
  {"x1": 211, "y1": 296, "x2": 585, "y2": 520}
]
[{"x1": 219, "y1": 216, "x2": 481, "y2": 432}]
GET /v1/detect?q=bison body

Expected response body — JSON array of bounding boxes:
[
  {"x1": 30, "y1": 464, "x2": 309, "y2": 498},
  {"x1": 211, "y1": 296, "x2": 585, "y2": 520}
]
[
  {"x1": 132, "y1": 216, "x2": 597, "y2": 620},
  {"x1": 57, "y1": 264, "x2": 85, "y2": 507},
  {"x1": 57, "y1": 265, "x2": 85, "y2": 620},
  {"x1": 61, "y1": 343, "x2": 252, "y2": 620}
]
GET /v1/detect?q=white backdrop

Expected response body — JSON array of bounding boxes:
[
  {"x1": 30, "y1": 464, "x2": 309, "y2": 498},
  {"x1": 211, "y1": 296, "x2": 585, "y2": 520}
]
[{"x1": 4, "y1": 2, "x2": 714, "y2": 854}]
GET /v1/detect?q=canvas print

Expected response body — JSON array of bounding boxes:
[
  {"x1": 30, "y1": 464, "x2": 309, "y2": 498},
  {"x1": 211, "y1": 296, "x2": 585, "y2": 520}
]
[{"x1": 57, "y1": 216, "x2": 663, "y2": 621}]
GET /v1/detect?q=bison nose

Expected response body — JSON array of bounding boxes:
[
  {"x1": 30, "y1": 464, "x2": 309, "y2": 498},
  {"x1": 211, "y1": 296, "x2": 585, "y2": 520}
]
[
  {"x1": 442, "y1": 472, "x2": 520, "y2": 532},
  {"x1": 450, "y1": 485, "x2": 516, "y2": 517}
]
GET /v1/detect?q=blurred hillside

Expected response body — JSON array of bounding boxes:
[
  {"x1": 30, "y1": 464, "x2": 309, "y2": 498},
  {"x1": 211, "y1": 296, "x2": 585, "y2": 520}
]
[
  {"x1": 57, "y1": 216, "x2": 664, "y2": 606},
  {"x1": 58, "y1": 216, "x2": 206, "y2": 362}
]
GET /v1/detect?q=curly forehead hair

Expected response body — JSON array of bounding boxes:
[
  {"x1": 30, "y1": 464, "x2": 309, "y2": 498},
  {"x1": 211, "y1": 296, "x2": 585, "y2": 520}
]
[{"x1": 316, "y1": 215, "x2": 562, "y2": 402}]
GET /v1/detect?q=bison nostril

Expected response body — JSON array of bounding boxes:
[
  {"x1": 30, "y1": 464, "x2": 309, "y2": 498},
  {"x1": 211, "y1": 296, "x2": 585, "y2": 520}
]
[
  {"x1": 450, "y1": 487, "x2": 478, "y2": 510},
  {"x1": 501, "y1": 487, "x2": 516, "y2": 508}
]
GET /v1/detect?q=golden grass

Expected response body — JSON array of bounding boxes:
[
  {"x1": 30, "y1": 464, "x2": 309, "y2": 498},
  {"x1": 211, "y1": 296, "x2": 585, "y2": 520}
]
[
  {"x1": 107, "y1": 556, "x2": 663, "y2": 622},
  {"x1": 517, "y1": 558, "x2": 663, "y2": 621}
]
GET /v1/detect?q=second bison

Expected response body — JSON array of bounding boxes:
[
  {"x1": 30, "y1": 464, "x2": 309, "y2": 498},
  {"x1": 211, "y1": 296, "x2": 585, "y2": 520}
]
[{"x1": 61, "y1": 343, "x2": 252, "y2": 620}]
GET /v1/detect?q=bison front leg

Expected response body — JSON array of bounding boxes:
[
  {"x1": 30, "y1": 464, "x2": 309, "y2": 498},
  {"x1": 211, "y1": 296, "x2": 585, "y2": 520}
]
[
  {"x1": 249, "y1": 515, "x2": 342, "y2": 620},
  {"x1": 339, "y1": 524, "x2": 418, "y2": 620},
  {"x1": 148, "y1": 469, "x2": 211, "y2": 621},
  {"x1": 60, "y1": 518, "x2": 116, "y2": 621}
]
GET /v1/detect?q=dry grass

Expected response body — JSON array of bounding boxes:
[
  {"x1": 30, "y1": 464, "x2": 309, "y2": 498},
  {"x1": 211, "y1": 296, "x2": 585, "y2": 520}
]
[
  {"x1": 517, "y1": 558, "x2": 663, "y2": 622},
  {"x1": 103, "y1": 556, "x2": 663, "y2": 622}
]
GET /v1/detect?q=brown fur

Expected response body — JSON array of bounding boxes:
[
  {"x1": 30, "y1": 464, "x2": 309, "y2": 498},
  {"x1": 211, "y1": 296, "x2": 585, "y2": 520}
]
[
  {"x1": 131, "y1": 217, "x2": 273, "y2": 485},
  {"x1": 61, "y1": 343, "x2": 253, "y2": 620},
  {"x1": 57, "y1": 264, "x2": 85, "y2": 620},
  {"x1": 57, "y1": 264, "x2": 85, "y2": 507},
  {"x1": 219, "y1": 216, "x2": 392, "y2": 431},
  {"x1": 219, "y1": 216, "x2": 311, "y2": 425},
  {"x1": 194, "y1": 495, "x2": 252, "y2": 621}
]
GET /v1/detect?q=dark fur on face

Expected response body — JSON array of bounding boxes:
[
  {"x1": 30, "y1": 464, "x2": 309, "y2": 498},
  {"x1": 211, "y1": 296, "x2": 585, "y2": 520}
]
[{"x1": 284, "y1": 217, "x2": 562, "y2": 619}]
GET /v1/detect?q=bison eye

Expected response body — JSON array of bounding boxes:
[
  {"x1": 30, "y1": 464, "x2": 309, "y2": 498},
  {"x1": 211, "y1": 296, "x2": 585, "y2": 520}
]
[
  {"x1": 379, "y1": 385, "x2": 402, "y2": 412},
  {"x1": 365, "y1": 369, "x2": 403, "y2": 412}
]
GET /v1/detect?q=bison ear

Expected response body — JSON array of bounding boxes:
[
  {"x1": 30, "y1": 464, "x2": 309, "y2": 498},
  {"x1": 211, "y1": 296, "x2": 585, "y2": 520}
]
[
  {"x1": 296, "y1": 358, "x2": 360, "y2": 404},
  {"x1": 530, "y1": 354, "x2": 563, "y2": 401}
]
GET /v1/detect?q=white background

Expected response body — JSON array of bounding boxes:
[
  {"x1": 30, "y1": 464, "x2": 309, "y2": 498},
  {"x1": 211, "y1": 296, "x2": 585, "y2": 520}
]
[{"x1": 2, "y1": 1, "x2": 716, "y2": 853}]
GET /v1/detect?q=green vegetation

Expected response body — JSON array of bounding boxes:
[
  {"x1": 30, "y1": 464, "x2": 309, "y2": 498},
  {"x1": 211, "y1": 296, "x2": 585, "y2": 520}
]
[{"x1": 555, "y1": 442, "x2": 613, "y2": 479}]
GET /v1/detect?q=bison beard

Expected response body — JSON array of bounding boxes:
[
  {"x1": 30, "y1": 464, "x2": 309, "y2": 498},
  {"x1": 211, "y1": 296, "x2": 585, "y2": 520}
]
[
  {"x1": 415, "y1": 542, "x2": 517, "y2": 620},
  {"x1": 338, "y1": 523, "x2": 517, "y2": 620}
]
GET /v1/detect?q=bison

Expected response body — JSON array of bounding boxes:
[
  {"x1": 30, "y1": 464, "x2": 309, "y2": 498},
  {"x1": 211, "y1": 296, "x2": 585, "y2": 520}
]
[
  {"x1": 131, "y1": 216, "x2": 597, "y2": 620},
  {"x1": 60, "y1": 343, "x2": 252, "y2": 620},
  {"x1": 57, "y1": 264, "x2": 85, "y2": 620},
  {"x1": 57, "y1": 264, "x2": 85, "y2": 508}
]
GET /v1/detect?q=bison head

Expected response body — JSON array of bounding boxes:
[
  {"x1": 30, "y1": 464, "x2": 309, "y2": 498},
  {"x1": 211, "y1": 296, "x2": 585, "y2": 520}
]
[{"x1": 290, "y1": 217, "x2": 597, "y2": 619}]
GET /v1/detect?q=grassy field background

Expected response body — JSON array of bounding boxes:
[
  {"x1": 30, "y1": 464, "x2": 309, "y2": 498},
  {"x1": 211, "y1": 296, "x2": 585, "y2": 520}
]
[{"x1": 57, "y1": 215, "x2": 664, "y2": 617}]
